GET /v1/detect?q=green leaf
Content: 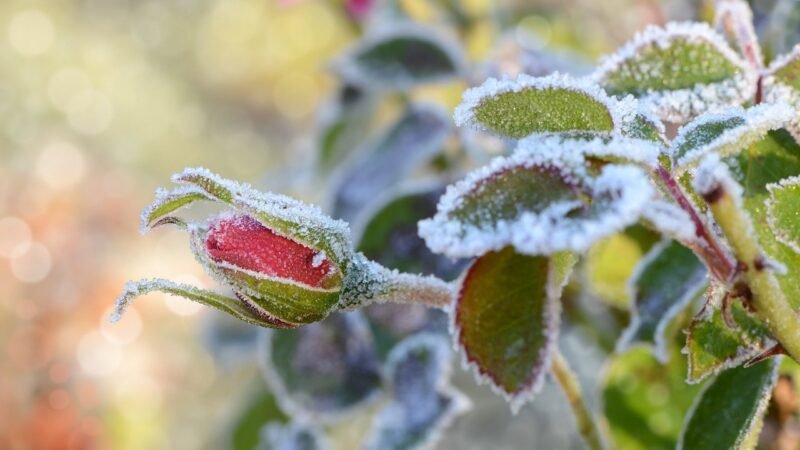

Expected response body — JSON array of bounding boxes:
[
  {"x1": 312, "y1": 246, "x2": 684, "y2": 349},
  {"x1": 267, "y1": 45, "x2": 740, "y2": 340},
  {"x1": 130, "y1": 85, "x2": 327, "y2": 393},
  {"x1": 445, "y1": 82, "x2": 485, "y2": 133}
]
[
  {"x1": 620, "y1": 110, "x2": 666, "y2": 144},
  {"x1": 594, "y1": 22, "x2": 755, "y2": 122},
  {"x1": 685, "y1": 284, "x2": 775, "y2": 383},
  {"x1": 111, "y1": 278, "x2": 296, "y2": 329},
  {"x1": 230, "y1": 389, "x2": 287, "y2": 450},
  {"x1": 603, "y1": 348, "x2": 703, "y2": 450},
  {"x1": 316, "y1": 86, "x2": 378, "y2": 172},
  {"x1": 258, "y1": 312, "x2": 383, "y2": 421},
  {"x1": 454, "y1": 247, "x2": 576, "y2": 412},
  {"x1": 419, "y1": 148, "x2": 655, "y2": 257},
  {"x1": 332, "y1": 104, "x2": 449, "y2": 222},
  {"x1": 679, "y1": 359, "x2": 779, "y2": 450},
  {"x1": 335, "y1": 24, "x2": 463, "y2": 90},
  {"x1": 365, "y1": 334, "x2": 469, "y2": 450},
  {"x1": 725, "y1": 129, "x2": 800, "y2": 310},
  {"x1": 766, "y1": 175, "x2": 800, "y2": 253},
  {"x1": 140, "y1": 186, "x2": 211, "y2": 233},
  {"x1": 670, "y1": 104, "x2": 794, "y2": 173},
  {"x1": 454, "y1": 73, "x2": 619, "y2": 139},
  {"x1": 764, "y1": 47, "x2": 800, "y2": 141},
  {"x1": 617, "y1": 240, "x2": 707, "y2": 361}
]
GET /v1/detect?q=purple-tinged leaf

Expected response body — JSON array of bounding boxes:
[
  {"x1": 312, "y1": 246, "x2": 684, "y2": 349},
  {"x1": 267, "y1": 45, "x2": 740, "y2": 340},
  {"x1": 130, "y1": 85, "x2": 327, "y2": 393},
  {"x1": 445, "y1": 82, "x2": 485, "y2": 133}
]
[{"x1": 454, "y1": 247, "x2": 576, "y2": 412}]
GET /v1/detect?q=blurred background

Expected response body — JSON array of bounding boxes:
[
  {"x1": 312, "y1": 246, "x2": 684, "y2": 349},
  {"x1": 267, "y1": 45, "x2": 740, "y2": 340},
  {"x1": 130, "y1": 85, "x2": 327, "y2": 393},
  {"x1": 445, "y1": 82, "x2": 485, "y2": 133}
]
[{"x1": 1, "y1": 0, "x2": 798, "y2": 449}]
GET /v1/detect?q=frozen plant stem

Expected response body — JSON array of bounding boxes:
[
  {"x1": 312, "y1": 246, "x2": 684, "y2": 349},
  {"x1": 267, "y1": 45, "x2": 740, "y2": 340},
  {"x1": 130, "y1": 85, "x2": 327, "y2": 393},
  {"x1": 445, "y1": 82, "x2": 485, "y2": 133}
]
[
  {"x1": 655, "y1": 165, "x2": 735, "y2": 280},
  {"x1": 551, "y1": 351, "x2": 607, "y2": 450},
  {"x1": 704, "y1": 183, "x2": 800, "y2": 362}
]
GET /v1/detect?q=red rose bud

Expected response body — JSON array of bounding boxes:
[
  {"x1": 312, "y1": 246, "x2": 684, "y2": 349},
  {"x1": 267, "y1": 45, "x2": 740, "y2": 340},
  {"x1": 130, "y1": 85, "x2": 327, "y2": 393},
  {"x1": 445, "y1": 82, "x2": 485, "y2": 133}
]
[
  {"x1": 197, "y1": 214, "x2": 344, "y2": 326},
  {"x1": 206, "y1": 215, "x2": 338, "y2": 289}
]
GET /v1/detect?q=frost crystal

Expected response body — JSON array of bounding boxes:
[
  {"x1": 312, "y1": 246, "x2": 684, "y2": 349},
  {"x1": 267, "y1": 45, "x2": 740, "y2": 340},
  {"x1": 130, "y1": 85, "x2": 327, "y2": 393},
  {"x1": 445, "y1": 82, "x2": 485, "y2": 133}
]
[
  {"x1": 517, "y1": 133, "x2": 662, "y2": 167},
  {"x1": 593, "y1": 21, "x2": 757, "y2": 123},
  {"x1": 671, "y1": 103, "x2": 795, "y2": 173},
  {"x1": 640, "y1": 200, "x2": 698, "y2": 243},
  {"x1": 766, "y1": 175, "x2": 800, "y2": 253},
  {"x1": 419, "y1": 143, "x2": 656, "y2": 258},
  {"x1": 453, "y1": 72, "x2": 625, "y2": 136},
  {"x1": 691, "y1": 153, "x2": 744, "y2": 205}
]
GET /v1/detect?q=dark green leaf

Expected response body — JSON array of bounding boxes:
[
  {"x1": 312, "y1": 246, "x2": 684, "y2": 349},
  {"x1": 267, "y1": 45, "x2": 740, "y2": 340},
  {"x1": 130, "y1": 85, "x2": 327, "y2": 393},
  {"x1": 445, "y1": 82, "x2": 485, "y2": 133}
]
[
  {"x1": 766, "y1": 176, "x2": 800, "y2": 253},
  {"x1": 336, "y1": 24, "x2": 463, "y2": 90},
  {"x1": 617, "y1": 240, "x2": 707, "y2": 361},
  {"x1": 679, "y1": 359, "x2": 779, "y2": 450}
]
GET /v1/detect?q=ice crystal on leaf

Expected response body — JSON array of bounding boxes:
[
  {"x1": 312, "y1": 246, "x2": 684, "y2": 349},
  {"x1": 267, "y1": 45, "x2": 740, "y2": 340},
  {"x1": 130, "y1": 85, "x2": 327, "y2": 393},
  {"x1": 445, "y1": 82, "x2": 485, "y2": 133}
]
[
  {"x1": 766, "y1": 175, "x2": 800, "y2": 254},
  {"x1": 671, "y1": 103, "x2": 795, "y2": 173},
  {"x1": 453, "y1": 73, "x2": 625, "y2": 139},
  {"x1": 418, "y1": 139, "x2": 656, "y2": 258},
  {"x1": 594, "y1": 21, "x2": 756, "y2": 123}
]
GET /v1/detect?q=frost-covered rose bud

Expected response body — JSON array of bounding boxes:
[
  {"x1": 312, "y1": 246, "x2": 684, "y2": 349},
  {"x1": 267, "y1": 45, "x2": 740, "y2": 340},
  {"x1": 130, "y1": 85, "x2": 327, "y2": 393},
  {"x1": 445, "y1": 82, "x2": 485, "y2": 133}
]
[
  {"x1": 112, "y1": 168, "x2": 452, "y2": 329},
  {"x1": 195, "y1": 213, "x2": 343, "y2": 327}
]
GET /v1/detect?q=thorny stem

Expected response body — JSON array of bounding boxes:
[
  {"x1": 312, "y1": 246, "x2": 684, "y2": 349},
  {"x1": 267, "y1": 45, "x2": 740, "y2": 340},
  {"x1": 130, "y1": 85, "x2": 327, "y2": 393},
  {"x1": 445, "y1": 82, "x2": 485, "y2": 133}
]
[
  {"x1": 551, "y1": 351, "x2": 608, "y2": 450},
  {"x1": 655, "y1": 165, "x2": 735, "y2": 280},
  {"x1": 702, "y1": 184, "x2": 800, "y2": 362}
]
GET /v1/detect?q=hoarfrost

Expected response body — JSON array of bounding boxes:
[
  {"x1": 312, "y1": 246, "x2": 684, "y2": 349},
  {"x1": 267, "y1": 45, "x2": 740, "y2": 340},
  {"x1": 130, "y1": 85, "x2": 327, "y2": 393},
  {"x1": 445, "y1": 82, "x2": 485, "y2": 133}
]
[
  {"x1": 419, "y1": 145, "x2": 656, "y2": 257},
  {"x1": 692, "y1": 153, "x2": 744, "y2": 206},
  {"x1": 640, "y1": 200, "x2": 698, "y2": 243},
  {"x1": 766, "y1": 175, "x2": 800, "y2": 253},
  {"x1": 671, "y1": 103, "x2": 794, "y2": 173},
  {"x1": 517, "y1": 133, "x2": 662, "y2": 167},
  {"x1": 453, "y1": 72, "x2": 626, "y2": 135},
  {"x1": 593, "y1": 21, "x2": 757, "y2": 123}
]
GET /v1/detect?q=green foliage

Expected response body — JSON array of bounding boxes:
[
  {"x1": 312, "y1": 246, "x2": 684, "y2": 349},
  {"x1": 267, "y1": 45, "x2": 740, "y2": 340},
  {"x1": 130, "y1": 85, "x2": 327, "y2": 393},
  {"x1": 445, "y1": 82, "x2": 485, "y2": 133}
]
[
  {"x1": 766, "y1": 176, "x2": 800, "y2": 253},
  {"x1": 603, "y1": 348, "x2": 702, "y2": 450},
  {"x1": 679, "y1": 359, "x2": 779, "y2": 450}
]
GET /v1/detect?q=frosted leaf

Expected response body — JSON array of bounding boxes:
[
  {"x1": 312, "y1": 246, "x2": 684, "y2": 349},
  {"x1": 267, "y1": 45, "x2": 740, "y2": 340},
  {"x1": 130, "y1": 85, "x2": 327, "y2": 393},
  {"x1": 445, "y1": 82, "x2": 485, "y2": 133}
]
[
  {"x1": 259, "y1": 422, "x2": 329, "y2": 450},
  {"x1": 139, "y1": 185, "x2": 211, "y2": 234},
  {"x1": 517, "y1": 133, "x2": 663, "y2": 167},
  {"x1": 419, "y1": 144, "x2": 656, "y2": 258},
  {"x1": 640, "y1": 200, "x2": 698, "y2": 243},
  {"x1": 763, "y1": 45, "x2": 800, "y2": 141},
  {"x1": 684, "y1": 282, "x2": 775, "y2": 383},
  {"x1": 692, "y1": 153, "x2": 745, "y2": 206},
  {"x1": 616, "y1": 240, "x2": 707, "y2": 362},
  {"x1": 330, "y1": 104, "x2": 450, "y2": 222},
  {"x1": 766, "y1": 176, "x2": 800, "y2": 253},
  {"x1": 173, "y1": 167, "x2": 353, "y2": 269},
  {"x1": 334, "y1": 23, "x2": 464, "y2": 91},
  {"x1": 110, "y1": 278, "x2": 295, "y2": 329},
  {"x1": 364, "y1": 333, "x2": 470, "y2": 450},
  {"x1": 593, "y1": 21, "x2": 757, "y2": 123},
  {"x1": 257, "y1": 312, "x2": 383, "y2": 422},
  {"x1": 723, "y1": 128, "x2": 800, "y2": 310},
  {"x1": 714, "y1": 0, "x2": 764, "y2": 70},
  {"x1": 678, "y1": 358, "x2": 778, "y2": 450},
  {"x1": 453, "y1": 72, "x2": 624, "y2": 139},
  {"x1": 618, "y1": 96, "x2": 667, "y2": 144},
  {"x1": 453, "y1": 248, "x2": 576, "y2": 413},
  {"x1": 671, "y1": 103, "x2": 795, "y2": 173}
]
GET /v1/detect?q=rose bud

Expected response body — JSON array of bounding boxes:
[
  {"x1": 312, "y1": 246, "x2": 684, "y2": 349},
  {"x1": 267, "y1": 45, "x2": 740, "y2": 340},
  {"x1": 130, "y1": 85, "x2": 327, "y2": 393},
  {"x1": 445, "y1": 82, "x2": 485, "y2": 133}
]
[{"x1": 112, "y1": 168, "x2": 453, "y2": 329}]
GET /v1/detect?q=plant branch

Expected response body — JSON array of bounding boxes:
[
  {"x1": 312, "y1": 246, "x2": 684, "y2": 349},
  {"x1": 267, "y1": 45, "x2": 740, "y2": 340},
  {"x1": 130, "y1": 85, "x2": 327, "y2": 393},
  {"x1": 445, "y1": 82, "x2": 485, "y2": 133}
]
[
  {"x1": 700, "y1": 177, "x2": 800, "y2": 362},
  {"x1": 655, "y1": 165, "x2": 735, "y2": 280},
  {"x1": 551, "y1": 351, "x2": 608, "y2": 450}
]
